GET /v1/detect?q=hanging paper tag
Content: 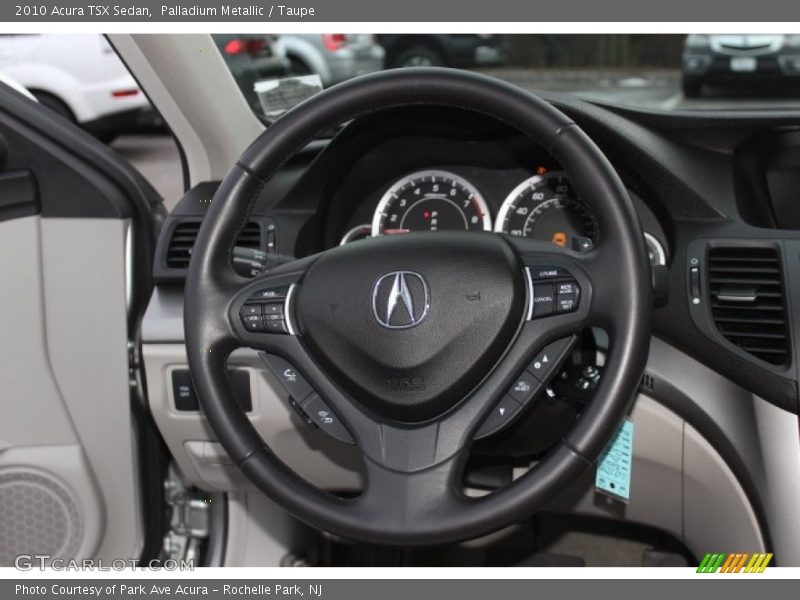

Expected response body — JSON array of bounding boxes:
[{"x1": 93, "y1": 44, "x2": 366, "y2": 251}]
[{"x1": 595, "y1": 419, "x2": 633, "y2": 503}]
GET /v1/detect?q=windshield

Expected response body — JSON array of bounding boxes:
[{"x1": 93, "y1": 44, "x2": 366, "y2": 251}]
[{"x1": 215, "y1": 33, "x2": 800, "y2": 122}]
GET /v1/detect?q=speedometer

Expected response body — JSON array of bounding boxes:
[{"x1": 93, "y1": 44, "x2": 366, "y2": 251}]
[
  {"x1": 372, "y1": 170, "x2": 492, "y2": 236},
  {"x1": 494, "y1": 171, "x2": 598, "y2": 250}
]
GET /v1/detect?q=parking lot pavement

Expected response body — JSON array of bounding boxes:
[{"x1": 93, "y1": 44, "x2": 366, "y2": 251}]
[{"x1": 111, "y1": 134, "x2": 183, "y2": 210}]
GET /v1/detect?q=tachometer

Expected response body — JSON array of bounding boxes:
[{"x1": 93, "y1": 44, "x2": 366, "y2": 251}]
[
  {"x1": 494, "y1": 171, "x2": 598, "y2": 250},
  {"x1": 372, "y1": 170, "x2": 491, "y2": 236}
]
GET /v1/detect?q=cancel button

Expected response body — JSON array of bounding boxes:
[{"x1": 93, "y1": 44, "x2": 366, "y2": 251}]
[{"x1": 532, "y1": 283, "x2": 555, "y2": 317}]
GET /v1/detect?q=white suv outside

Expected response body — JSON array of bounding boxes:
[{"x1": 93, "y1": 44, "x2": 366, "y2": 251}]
[{"x1": 0, "y1": 34, "x2": 155, "y2": 141}]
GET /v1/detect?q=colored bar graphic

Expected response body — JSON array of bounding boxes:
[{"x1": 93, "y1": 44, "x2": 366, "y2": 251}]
[
  {"x1": 734, "y1": 553, "x2": 749, "y2": 573},
  {"x1": 697, "y1": 553, "x2": 712, "y2": 573},
  {"x1": 745, "y1": 554, "x2": 759, "y2": 573},
  {"x1": 758, "y1": 554, "x2": 773, "y2": 572},
  {"x1": 697, "y1": 552, "x2": 772, "y2": 573},
  {"x1": 711, "y1": 553, "x2": 726, "y2": 573},
  {"x1": 720, "y1": 554, "x2": 735, "y2": 572}
]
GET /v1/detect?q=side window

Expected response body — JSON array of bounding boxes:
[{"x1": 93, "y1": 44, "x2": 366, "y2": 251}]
[{"x1": 0, "y1": 33, "x2": 182, "y2": 208}]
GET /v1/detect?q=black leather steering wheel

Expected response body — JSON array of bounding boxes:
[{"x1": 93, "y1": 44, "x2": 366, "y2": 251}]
[{"x1": 184, "y1": 68, "x2": 651, "y2": 545}]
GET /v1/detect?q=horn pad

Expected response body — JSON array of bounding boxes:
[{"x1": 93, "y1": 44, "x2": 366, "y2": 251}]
[{"x1": 296, "y1": 232, "x2": 525, "y2": 422}]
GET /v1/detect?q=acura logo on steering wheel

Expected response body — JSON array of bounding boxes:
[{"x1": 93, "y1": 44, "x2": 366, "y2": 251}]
[{"x1": 372, "y1": 271, "x2": 430, "y2": 329}]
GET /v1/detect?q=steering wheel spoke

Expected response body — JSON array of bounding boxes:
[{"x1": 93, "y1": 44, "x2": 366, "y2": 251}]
[
  {"x1": 353, "y1": 452, "x2": 469, "y2": 539},
  {"x1": 260, "y1": 332, "x2": 483, "y2": 471}
]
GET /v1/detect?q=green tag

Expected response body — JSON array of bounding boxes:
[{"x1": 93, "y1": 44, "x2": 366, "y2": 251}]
[{"x1": 595, "y1": 419, "x2": 633, "y2": 503}]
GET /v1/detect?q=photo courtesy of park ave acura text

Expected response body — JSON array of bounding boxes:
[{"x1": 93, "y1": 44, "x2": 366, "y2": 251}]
[{"x1": 0, "y1": 1, "x2": 799, "y2": 585}]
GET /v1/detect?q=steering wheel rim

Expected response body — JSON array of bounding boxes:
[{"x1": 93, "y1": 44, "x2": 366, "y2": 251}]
[{"x1": 184, "y1": 68, "x2": 651, "y2": 545}]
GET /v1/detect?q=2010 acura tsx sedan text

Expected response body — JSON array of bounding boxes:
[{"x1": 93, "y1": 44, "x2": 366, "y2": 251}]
[{"x1": 0, "y1": 33, "x2": 798, "y2": 569}]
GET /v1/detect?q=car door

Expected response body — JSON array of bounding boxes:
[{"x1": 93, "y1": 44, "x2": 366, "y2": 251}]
[{"x1": 0, "y1": 81, "x2": 167, "y2": 567}]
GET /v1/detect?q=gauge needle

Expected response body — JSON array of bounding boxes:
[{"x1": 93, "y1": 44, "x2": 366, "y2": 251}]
[{"x1": 384, "y1": 229, "x2": 410, "y2": 235}]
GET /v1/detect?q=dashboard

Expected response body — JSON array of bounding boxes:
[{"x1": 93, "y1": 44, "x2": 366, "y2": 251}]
[
  {"x1": 152, "y1": 102, "x2": 800, "y2": 416},
  {"x1": 140, "y1": 88, "x2": 800, "y2": 564}
]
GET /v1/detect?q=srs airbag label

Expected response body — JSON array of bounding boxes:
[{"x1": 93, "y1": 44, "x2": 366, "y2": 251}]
[{"x1": 595, "y1": 419, "x2": 633, "y2": 503}]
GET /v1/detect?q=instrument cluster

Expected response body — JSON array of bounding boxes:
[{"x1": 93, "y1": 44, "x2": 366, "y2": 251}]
[{"x1": 340, "y1": 167, "x2": 666, "y2": 267}]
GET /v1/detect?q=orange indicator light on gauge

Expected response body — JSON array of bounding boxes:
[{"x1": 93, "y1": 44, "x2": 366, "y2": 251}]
[
  {"x1": 536, "y1": 166, "x2": 549, "y2": 175},
  {"x1": 552, "y1": 232, "x2": 567, "y2": 247}
]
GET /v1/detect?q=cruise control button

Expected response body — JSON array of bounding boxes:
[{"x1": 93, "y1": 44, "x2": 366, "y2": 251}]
[
  {"x1": 556, "y1": 281, "x2": 579, "y2": 296},
  {"x1": 261, "y1": 354, "x2": 312, "y2": 401},
  {"x1": 532, "y1": 282, "x2": 555, "y2": 318},
  {"x1": 556, "y1": 293, "x2": 577, "y2": 313},
  {"x1": 474, "y1": 395, "x2": 523, "y2": 439},
  {"x1": 529, "y1": 267, "x2": 571, "y2": 280},
  {"x1": 527, "y1": 336, "x2": 576, "y2": 382},
  {"x1": 300, "y1": 393, "x2": 354, "y2": 444},
  {"x1": 507, "y1": 372, "x2": 543, "y2": 405},
  {"x1": 241, "y1": 314, "x2": 266, "y2": 332},
  {"x1": 263, "y1": 312, "x2": 284, "y2": 322}
]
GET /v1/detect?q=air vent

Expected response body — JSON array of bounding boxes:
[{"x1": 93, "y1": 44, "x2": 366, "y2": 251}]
[
  {"x1": 236, "y1": 221, "x2": 262, "y2": 249},
  {"x1": 708, "y1": 246, "x2": 789, "y2": 366},
  {"x1": 165, "y1": 221, "x2": 200, "y2": 269},
  {"x1": 165, "y1": 221, "x2": 262, "y2": 269}
]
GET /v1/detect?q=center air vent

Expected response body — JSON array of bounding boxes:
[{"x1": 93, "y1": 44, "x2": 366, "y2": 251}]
[
  {"x1": 165, "y1": 221, "x2": 262, "y2": 269},
  {"x1": 707, "y1": 246, "x2": 789, "y2": 366}
]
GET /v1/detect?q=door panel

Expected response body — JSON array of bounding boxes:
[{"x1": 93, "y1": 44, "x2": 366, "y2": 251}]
[{"x1": 0, "y1": 82, "x2": 165, "y2": 565}]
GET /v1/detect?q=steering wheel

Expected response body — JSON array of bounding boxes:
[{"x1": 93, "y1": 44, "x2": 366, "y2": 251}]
[{"x1": 184, "y1": 68, "x2": 651, "y2": 545}]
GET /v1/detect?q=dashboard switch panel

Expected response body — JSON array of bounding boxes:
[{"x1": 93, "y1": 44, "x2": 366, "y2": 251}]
[{"x1": 172, "y1": 369, "x2": 251, "y2": 412}]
